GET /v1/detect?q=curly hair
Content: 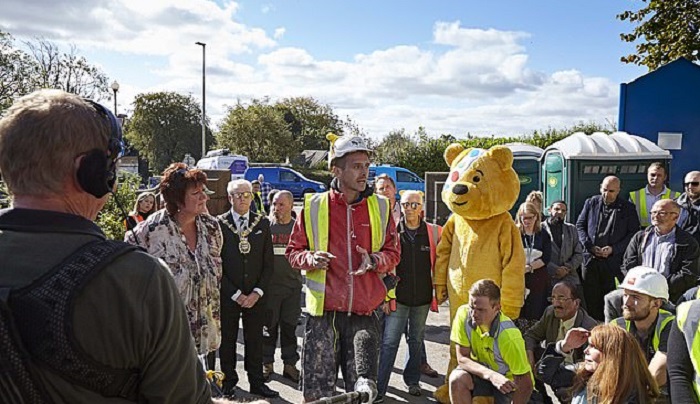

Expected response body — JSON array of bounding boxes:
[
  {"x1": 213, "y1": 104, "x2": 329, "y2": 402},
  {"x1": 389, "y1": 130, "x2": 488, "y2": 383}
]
[
  {"x1": 570, "y1": 323, "x2": 659, "y2": 403},
  {"x1": 159, "y1": 163, "x2": 207, "y2": 215}
]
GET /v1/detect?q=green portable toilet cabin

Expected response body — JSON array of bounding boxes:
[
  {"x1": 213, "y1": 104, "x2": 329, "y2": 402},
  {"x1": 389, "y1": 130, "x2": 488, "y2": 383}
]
[
  {"x1": 505, "y1": 142, "x2": 544, "y2": 217},
  {"x1": 541, "y1": 131, "x2": 672, "y2": 223}
]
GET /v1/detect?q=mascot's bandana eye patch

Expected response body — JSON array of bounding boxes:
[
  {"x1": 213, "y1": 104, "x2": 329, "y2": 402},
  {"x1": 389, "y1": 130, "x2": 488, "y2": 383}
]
[{"x1": 443, "y1": 148, "x2": 486, "y2": 193}]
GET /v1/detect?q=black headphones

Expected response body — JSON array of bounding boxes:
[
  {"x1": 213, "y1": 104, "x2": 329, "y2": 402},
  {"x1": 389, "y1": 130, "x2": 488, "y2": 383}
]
[{"x1": 76, "y1": 99, "x2": 124, "y2": 198}]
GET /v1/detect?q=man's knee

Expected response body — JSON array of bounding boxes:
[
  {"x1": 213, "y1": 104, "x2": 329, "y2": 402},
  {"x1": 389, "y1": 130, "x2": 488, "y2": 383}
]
[{"x1": 449, "y1": 367, "x2": 473, "y2": 393}]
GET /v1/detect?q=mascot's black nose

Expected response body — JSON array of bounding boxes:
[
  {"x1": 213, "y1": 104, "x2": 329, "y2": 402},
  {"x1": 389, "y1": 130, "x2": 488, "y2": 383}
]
[{"x1": 452, "y1": 184, "x2": 469, "y2": 195}]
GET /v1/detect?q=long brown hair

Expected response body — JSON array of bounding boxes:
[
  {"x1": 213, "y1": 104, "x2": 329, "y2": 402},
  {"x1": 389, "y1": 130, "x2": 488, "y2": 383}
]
[{"x1": 570, "y1": 324, "x2": 659, "y2": 403}]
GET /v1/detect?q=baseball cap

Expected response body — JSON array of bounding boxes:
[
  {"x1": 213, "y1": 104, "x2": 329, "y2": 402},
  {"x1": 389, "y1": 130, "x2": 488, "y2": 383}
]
[
  {"x1": 619, "y1": 266, "x2": 669, "y2": 300},
  {"x1": 327, "y1": 132, "x2": 372, "y2": 168}
]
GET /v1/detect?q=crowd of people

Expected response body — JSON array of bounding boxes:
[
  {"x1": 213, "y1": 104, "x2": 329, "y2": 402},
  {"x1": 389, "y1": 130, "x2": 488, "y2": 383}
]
[{"x1": 3, "y1": 89, "x2": 700, "y2": 404}]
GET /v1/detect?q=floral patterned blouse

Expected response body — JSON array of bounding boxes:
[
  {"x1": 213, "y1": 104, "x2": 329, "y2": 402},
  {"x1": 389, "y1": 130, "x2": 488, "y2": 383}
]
[{"x1": 125, "y1": 209, "x2": 223, "y2": 355}]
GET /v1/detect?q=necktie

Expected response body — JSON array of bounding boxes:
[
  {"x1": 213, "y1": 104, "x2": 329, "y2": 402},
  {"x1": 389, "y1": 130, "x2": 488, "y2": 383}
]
[{"x1": 239, "y1": 216, "x2": 247, "y2": 231}]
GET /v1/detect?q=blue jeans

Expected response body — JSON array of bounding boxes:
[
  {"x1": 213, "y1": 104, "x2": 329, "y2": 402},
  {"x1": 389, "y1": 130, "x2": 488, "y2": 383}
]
[{"x1": 377, "y1": 303, "x2": 430, "y2": 396}]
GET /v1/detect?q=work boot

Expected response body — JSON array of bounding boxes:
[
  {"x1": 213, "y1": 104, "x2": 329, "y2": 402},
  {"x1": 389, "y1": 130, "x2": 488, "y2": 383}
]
[
  {"x1": 263, "y1": 363, "x2": 274, "y2": 382},
  {"x1": 283, "y1": 364, "x2": 300, "y2": 383}
]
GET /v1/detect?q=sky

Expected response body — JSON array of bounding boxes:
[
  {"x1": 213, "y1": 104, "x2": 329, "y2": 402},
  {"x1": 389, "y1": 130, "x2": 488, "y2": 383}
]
[{"x1": 1, "y1": 0, "x2": 649, "y2": 140}]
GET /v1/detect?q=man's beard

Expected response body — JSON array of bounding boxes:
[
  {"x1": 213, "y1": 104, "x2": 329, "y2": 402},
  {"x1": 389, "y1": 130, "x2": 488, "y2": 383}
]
[{"x1": 550, "y1": 215, "x2": 564, "y2": 224}]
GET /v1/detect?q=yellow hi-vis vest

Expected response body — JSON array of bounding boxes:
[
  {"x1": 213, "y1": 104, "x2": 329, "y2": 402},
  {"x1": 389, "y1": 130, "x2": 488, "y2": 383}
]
[
  {"x1": 676, "y1": 300, "x2": 700, "y2": 400},
  {"x1": 630, "y1": 188, "x2": 681, "y2": 227},
  {"x1": 303, "y1": 192, "x2": 390, "y2": 316},
  {"x1": 614, "y1": 309, "x2": 675, "y2": 353}
]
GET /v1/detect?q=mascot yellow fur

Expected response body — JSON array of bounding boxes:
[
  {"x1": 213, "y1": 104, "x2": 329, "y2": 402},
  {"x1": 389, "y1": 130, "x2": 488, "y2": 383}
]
[{"x1": 432, "y1": 144, "x2": 526, "y2": 404}]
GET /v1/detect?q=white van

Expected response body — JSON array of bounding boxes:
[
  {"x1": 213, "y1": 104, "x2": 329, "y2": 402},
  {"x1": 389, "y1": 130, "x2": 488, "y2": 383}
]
[{"x1": 196, "y1": 149, "x2": 249, "y2": 180}]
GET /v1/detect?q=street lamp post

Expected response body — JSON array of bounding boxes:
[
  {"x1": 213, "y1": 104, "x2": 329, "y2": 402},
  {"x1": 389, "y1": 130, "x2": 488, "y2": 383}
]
[
  {"x1": 110, "y1": 80, "x2": 120, "y2": 115},
  {"x1": 195, "y1": 42, "x2": 206, "y2": 158}
]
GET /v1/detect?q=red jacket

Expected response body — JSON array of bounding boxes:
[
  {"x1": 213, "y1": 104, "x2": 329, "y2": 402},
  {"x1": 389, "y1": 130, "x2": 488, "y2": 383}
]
[{"x1": 286, "y1": 188, "x2": 400, "y2": 315}]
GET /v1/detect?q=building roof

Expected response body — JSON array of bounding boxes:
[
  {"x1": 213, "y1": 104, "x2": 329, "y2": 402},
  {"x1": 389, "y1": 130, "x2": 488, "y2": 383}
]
[{"x1": 543, "y1": 131, "x2": 672, "y2": 160}]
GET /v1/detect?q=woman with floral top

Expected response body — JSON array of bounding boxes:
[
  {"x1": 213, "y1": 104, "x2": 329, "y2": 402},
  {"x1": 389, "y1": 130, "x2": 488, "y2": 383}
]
[{"x1": 126, "y1": 163, "x2": 223, "y2": 369}]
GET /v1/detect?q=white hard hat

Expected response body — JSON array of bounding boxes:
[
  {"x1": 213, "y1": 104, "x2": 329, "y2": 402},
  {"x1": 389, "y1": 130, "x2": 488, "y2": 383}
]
[
  {"x1": 619, "y1": 266, "x2": 669, "y2": 300},
  {"x1": 327, "y1": 132, "x2": 372, "y2": 168}
]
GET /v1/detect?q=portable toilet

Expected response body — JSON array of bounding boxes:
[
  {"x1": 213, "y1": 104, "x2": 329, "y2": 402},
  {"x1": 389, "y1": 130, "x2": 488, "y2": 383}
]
[
  {"x1": 505, "y1": 143, "x2": 544, "y2": 217},
  {"x1": 541, "y1": 131, "x2": 672, "y2": 222}
]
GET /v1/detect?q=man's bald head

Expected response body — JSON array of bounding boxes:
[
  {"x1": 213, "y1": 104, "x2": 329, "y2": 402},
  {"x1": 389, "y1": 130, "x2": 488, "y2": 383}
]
[
  {"x1": 685, "y1": 171, "x2": 700, "y2": 201},
  {"x1": 600, "y1": 176, "x2": 621, "y2": 204}
]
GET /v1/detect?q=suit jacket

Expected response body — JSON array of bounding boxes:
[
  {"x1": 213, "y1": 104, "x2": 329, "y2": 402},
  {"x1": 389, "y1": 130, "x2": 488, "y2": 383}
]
[
  {"x1": 217, "y1": 211, "x2": 274, "y2": 303},
  {"x1": 524, "y1": 306, "x2": 598, "y2": 362},
  {"x1": 576, "y1": 195, "x2": 640, "y2": 278},
  {"x1": 543, "y1": 219, "x2": 583, "y2": 278}
]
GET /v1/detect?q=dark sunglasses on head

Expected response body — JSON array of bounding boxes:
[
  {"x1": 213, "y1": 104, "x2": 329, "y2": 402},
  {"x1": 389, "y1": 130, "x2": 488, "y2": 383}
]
[{"x1": 685, "y1": 181, "x2": 700, "y2": 187}]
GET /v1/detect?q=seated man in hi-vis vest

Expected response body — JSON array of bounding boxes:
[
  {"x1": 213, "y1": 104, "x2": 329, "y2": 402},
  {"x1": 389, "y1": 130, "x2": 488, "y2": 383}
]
[
  {"x1": 630, "y1": 162, "x2": 681, "y2": 228},
  {"x1": 285, "y1": 133, "x2": 400, "y2": 403}
]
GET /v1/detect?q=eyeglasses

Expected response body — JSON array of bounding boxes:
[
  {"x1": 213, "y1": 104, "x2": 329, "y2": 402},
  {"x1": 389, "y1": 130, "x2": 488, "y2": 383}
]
[
  {"x1": 685, "y1": 181, "x2": 700, "y2": 187},
  {"x1": 650, "y1": 210, "x2": 678, "y2": 217},
  {"x1": 232, "y1": 191, "x2": 253, "y2": 200},
  {"x1": 547, "y1": 296, "x2": 574, "y2": 303},
  {"x1": 401, "y1": 202, "x2": 422, "y2": 210}
]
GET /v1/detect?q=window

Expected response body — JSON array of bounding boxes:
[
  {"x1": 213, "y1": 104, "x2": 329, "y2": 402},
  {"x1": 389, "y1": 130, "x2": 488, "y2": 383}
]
[
  {"x1": 280, "y1": 171, "x2": 296, "y2": 182},
  {"x1": 396, "y1": 171, "x2": 413, "y2": 183}
]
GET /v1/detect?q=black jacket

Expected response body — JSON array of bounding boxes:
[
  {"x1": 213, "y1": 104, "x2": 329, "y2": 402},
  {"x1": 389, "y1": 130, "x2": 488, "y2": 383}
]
[
  {"x1": 395, "y1": 220, "x2": 434, "y2": 307},
  {"x1": 218, "y1": 211, "x2": 274, "y2": 302},
  {"x1": 621, "y1": 226, "x2": 700, "y2": 302}
]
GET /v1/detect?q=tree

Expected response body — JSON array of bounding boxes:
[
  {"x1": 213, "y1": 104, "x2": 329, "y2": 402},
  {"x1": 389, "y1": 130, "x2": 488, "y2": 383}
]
[
  {"x1": 1, "y1": 29, "x2": 111, "y2": 112},
  {"x1": 276, "y1": 97, "x2": 344, "y2": 151},
  {"x1": 217, "y1": 98, "x2": 297, "y2": 163},
  {"x1": 374, "y1": 129, "x2": 417, "y2": 165},
  {"x1": 125, "y1": 92, "x2": 213, "y2": 173},
  {"x1": 96, "y1": 172, "x2": 141, "y2": 241},
  {"x1": 618, "y1": 0, "x2": 700, "y2": 70},
  {"x1": 1, "y1": 31, "x2": 36, "y2": 111}
]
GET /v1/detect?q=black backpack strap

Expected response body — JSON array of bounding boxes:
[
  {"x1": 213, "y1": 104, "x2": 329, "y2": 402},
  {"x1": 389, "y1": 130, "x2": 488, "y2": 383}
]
[
  {"x1": 0, "y1": 287, "x2": 51, "y2": 404},
  {"x1": 10, "y1": 240, "x2": 141, "y2": 401}
]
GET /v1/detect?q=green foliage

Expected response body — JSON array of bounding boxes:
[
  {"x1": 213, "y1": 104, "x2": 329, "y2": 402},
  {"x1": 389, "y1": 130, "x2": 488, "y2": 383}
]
[
  {"x1": 376, "y1": 121, "x2": 613, "y2": 177},
  {"x1": 96, "y1": 173, "x2": 142, "y2": 241},
  {"x1": 617, "y1": 0, "x2": 700, "y2": 70},
  {"x1": 276, "y1": 96, "x2": 344, "y2": 151},
  {"x1": 125, "y1": 91, "x2": 213, "y2": 173},
  {"x1": 217, "y1": 98, "x2": 297, "y2": 162},
  {"x1": 1, "y1": 29, "x2": 110, "y2": 112}
]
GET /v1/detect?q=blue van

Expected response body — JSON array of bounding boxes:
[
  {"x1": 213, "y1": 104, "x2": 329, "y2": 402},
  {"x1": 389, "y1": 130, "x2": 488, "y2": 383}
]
[
  {"x1": 368, "y1": 165, "x2": 424, "y2": 200},
  {"x1": 244, "y1": 166, "x2": 327, "y2": 200}
]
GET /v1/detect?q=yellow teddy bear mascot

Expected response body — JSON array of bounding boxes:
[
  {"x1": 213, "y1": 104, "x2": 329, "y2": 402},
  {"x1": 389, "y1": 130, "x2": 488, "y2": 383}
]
[{"x1": 432, "y1": 144, "x2": 526, "y2": 404}]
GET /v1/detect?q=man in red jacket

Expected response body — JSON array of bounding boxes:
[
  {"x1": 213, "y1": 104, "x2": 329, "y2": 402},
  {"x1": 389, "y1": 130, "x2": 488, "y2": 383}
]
[{"x1": 286, "y1": 133, "x2": 400, "y2": 402}]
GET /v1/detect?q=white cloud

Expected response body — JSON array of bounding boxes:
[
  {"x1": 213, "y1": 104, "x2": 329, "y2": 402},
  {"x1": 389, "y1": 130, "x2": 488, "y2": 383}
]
[{"x1": 0, "y1": 3, "x2": 620, "y2": 139}]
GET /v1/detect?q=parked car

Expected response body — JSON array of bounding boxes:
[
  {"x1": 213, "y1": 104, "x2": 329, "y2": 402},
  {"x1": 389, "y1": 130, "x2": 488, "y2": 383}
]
[
  {"x1": 368, "y1": 165, "x2": 424, "y2": 200},
  {"x1": 196, "y1": 149, "x2": 249, "y2": 180},
  {"x1": 244, "y1": 166, "x2": 326, "y2": 200}
]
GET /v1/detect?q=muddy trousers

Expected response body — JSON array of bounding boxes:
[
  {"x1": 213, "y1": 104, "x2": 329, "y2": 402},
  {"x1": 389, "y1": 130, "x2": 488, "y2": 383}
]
[{"x1": 301, "y1": 310, "x2": 380, "y2": 402}]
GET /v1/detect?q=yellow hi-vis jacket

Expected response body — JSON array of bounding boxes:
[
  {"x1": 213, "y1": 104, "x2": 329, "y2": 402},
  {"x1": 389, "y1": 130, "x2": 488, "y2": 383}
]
[
  {"x1": 630, "y1": 187, "x2": 681, "y2": 227},
  {"x1": 676, "y1": 300, "x2": 700, "y2": 399},
  {"x1": 613, "y1": 309, "x2": 675, "y2": 354},
  {"x1": 303, "y1": 192, "x2": 390, "y2": 316}
]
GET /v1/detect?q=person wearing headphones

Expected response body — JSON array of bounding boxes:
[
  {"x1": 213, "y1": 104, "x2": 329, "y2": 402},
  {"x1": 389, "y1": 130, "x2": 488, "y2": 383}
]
[{"x1": 0, "y1": 90, "x2": 211, "y2": 402}]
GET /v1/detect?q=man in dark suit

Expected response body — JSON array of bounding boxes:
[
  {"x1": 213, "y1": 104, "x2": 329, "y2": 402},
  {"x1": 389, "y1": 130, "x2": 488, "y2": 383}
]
[
  {"x1": 524, "y1": 280, "x2": 598, "y2": 403},
  {"x1": 576, "y1": 175, "x2": 640, "y2": 321},
  {"x1": 217, "y1": 179, "x2": 278, "y2": 399}
]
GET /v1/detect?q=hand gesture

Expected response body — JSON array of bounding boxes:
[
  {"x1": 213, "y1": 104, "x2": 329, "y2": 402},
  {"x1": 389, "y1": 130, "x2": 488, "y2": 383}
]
[
  {"x1": 554, "y1": 266, "x2": 569, "y2": 279},
  {"x1": 350, "y1": 245, "x2": 374, "y2": 275},
  {"x1": 311, "y1": 251, "x2": 335, "y2": 269},
  {"x1": 241, "y1": 292, "x2": 260, "y2": 308},
  {"x1": 562, "y1": 327, "x2": 590, "y2": 353},
  {"x1": 435, "y1": 285, "x2": 448, "y2": 305}
]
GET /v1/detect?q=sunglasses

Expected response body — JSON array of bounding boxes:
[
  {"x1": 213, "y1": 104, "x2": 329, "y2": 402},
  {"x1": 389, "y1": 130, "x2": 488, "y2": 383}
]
[
  {"x1": 232, "y1": 191, "x2": 253, "y2": 200},
  {"x1": 685, "y1": 181, "x2": 700, "y2": 187},
  {"x1": 401, "y1": 202, "x2": 422, "y2": 210}
]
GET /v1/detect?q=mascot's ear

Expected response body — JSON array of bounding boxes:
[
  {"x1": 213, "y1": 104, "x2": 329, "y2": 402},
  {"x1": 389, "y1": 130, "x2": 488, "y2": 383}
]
[
  {"x1": 444, "y1": 143, "x2": 465, "y2": 167},
  {"x1": 398, "y1": 190, "x2": 406, "y2": 197},
  {"x1": 488, "y1": 146, "x2": 514, "y2": 171}
]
